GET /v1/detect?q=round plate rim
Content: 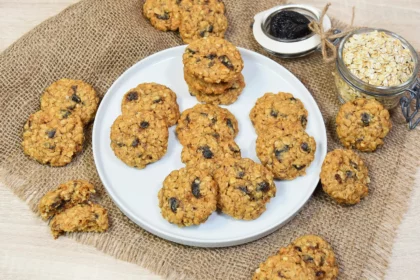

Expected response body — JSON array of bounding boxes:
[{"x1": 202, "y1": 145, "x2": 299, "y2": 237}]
[{"x1": 92, "y1": 45, "x2": 327, "y2": 248}]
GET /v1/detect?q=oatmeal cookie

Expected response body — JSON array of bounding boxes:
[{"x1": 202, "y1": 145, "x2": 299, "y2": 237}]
[
  {"x1": 183, "y1": 37, "x2": 244, "y2": 83},
  {"x1": 22, "y1": 110, "x2": 85, "y2": 167},
  {"x1": 158, "y1": 167, "x2": 218, "y2": 226},
  {"x1": 50, "y1": 202, "x2": 109, "y2": 239},
  {"x1": 336, "y1": 98, "x2": 392, "y2": 152},
  {"x1": 121, "y1": 83, "x2": 180, "y2": 126},
  {"x1": 189, "y1": 74, "x2": 245, "y2": 105},
  {"x1": 176, "y1": 104, "x2": 238, "y2": 145},
  {"x1": 143, "y1": 0, "x2": 181, "y2": 31},
  {"x1": 181, "y1": 135, "x2": 241, "y2": 173},
  {"x1": 214, "y1": 158, "x2": 276, "y2": 220},
  {"x1": 184, "y1": 69, "x2": 238, "y2": 95},
  {"x1": 40, "y1": 79, "x2": 99, "y2": 125},
  {"x1": 110, "y1": 111, "x2": 168, "y2": 169},
  {"x1": 179, "y1": 3, "x2": 228, "y2": 44},
  {"x1": 256, "y1": 128, "x2": 316, "y2": 180},
  {"x1": 38, "y1": 180, "x2": 95, "y2": 220},
  {"x1": 283, "y1": 235, "x2": 339, "y2": 280},
  {"x1": 179, "y1": 0, "x2": 225, "y2": 13},
  {"x1": 253, "y1": 250, "x2": 315, "y2": 280},
  {"x1": 320, "y1": 149, "x2": 369, "y2": 205},
  {"x1": 250, "y1": 92, "x2": 308, "y2": 134}
]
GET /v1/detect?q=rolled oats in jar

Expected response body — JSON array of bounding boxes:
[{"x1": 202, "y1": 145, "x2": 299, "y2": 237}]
[{"x1": 333, "y1": 28, "x2": 419, "y2": 109}]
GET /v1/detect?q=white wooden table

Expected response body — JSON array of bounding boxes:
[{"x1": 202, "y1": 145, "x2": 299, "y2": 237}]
[{"x1": 1, "y1": 1, "x2": 420, "y2": 279}]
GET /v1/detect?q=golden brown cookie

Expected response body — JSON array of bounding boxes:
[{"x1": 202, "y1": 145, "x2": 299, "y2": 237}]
[
  {"x1": 214, "y1": 158, "x2": 276, "y2": 220},
  {"x1": 179, "y1": 0, "x2": 225, "y2": 13},
  {"x1": 38, "y1": 180, "x2": 95, "y2": 220},
  {"x1": 50, "y1": 202, "x2": 109, "y2": 239},
  {"x1": 184, "y1": 69, "x2": 237, "y2": 95},
  {"x1": 253, "y1": 250, "x2": 316, "y2": 280},
  {"x1": 183, "y1": 37, "x2": 244, "y2": 83},
  {"x1": 110, "y1": 111, "x2": 168, "y2": 169},
  {"x1": 189, "y1": 74, "x2": 245, "y2": 105},
  {"x1": 158, "y1": 167, "x2": 218, "y2": 226},
  {"x1": 175, "y1": 104, "x2": 238, "y2": 145},
  {"x1": 22, "y1": 110, "x2": 85, "y2": 167},
  {"x1": 336, "y1": 98, "x2": 392, "y2": 152},
  {"x1": 143, "y1": 0, "x2": 181, "y2": 31},
  {"x1": 121, "y1": 83, "x2": 180, "y2": 127},
  {"x1": 284, "y1": 235, "x2": 339, "y2": 280},
  {"x1": 320, "y1": 149, "x2": 369, "y2": 205},
  {"x1": 256, "y1": 128, "x2": 316, "y2": 180},
  {"x1": 40, "y1": 79, "x2": 99, "y2": 125},
  {"x1": 250, "y1": 92, "x2": 308, "y2": 134},
  {"x1": 179, "y1": 2, "x2": 228, "y2": 44}
]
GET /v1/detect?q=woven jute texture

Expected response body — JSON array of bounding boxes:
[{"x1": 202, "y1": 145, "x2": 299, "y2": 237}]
[{"x1": 1, "y1": 0, "x2": 419, "y2": 279}]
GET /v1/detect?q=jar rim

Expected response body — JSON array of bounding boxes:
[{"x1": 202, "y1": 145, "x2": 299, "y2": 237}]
[{"x1": 336, "y1": 28, "x2": 419, "y2": 97}]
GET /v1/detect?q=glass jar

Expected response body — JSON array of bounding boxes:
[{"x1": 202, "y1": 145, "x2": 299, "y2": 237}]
[{"x1": 333, "y1": 28, "x2": 419, "y2": 109}]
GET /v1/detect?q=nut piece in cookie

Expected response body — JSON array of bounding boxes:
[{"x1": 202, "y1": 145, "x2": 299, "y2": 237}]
[
  {"x1": 250, "y1": 92, "x2": 308, "y2": 134},
  {"x1": 253, "y1": 250, "x2": 316, "y2": 280},
  {"x1": 336, "y1": 98, "x2": 392, "y2": 152},
  {"x1": 38, "y1": 180, "x2": 95, "y2": 220},
  {"x1": 176, "y1": 103, "x2": 238, "y2": 145},
  {"x1": 40, "y1": 79, "x2": 99, "y2": 125},
  {"x1": 22, "y1": 110, "x2": 85, "y2": 167},
  {"x1": 256, "y1": 128, "x2": 316, "y2": 180},
  {"x1": 284, "y1": 235, "x2": 339, "y2": 280},
  {"x1": 110, "y1": 111, "x2": 169, "y2": 169},
  {"x1": 320, "y1": 149, "x2": 369, "y2": 205},
  {"x1": 183, "y1": 37, "x2": 244, "y2": 83},
  {"x1": 158, "y1": 167, "x2": 218, "y2": 226},
  {"x1": 214, "y1": 158, "x2": 276, "y2": 220},
  {"x1": 121, "y1": 83, "x2": 180, "y2": 126},
  {"x1": 143, "y1": 0, "x2": 181, "y2": 31},
  {"x1": 50, "y1": 202, "x2": 109, "y2": 239}
]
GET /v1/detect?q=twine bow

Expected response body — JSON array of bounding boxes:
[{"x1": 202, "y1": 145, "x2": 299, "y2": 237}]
[{"x1": 308, "y1": 3, "x2": 356, "y2": 63}]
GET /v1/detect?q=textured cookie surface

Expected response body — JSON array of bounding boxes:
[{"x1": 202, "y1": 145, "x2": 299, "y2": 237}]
[
  {"x1": 38, "y1": 180, "x2": 95, "y2": 220},
  {"x1": 110, "y1": 111, "x2": 168, "y2": 169},
  {"x1": 179, "y1": 2, "x2": 228, "y2": 43},
  {"x1": 336, "y1": 98, "x2": 392, "y2": 152},
  {"x1": 184, "y1": 69, "x2": 237, "y2": 95},
  {"x1": 183, "y1": 37, "x2": 244, "y2": 83},
  {"x1": 253, "y1": 250, "x2": 316, "y2": 280},
  {"x1": 158, "y1": 167, "x2": 218, "y2": 226},
  {"x1": 214, "y1": 158, "x2": 276, "y2": 220},
  {"x1": 250, "y1": 92, "x2": 308, "y2": 134},
  {"x1": 50, "y1": 202, "x2": 109, "y2": 239},
  {"x1": 22, "y1": 110, "x2": 85, "y2": 167},
  {"x1": 256, "y1": 128, "x2": 316, "y2": 180},
  {"x1": 189, "y1": 74, "x2": 245, "y2": 105},
  {"x1": 283, "y1": 235, "x2": 339, "y2": 280},
  {"x1": 176, "y1": 104, "x2": 238, "y2": 145},
  {"x1": 320, "y1": 149, "x2": 369, "y2": 205},
  {"x1": 40, "y1": 78, "x2": 99, "y2": 125},
  {"x1": 121, "y1": 83, "x2": 180, "y2": 126},
  {"x1": 143, "y1": 0, "x2": 181, "y2": 31}
]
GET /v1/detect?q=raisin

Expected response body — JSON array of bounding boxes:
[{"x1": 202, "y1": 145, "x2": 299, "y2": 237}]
[
  {"x1": 218, "y1": 55, "x2": 234, "y2": 70},
  {"x1": 211, "y1": 117, "x2": 217, "y2": 124},
  {"x1": 186, "y1": 48, "x2": 196, "y2": 54},
  {"x1": 47, "y1": 129, "x2": 56, "y2": 138},
  {"x1": 229, "y1": 144, "x2": 240, "y2": 153},
  {"x1": 200, "y1": 146, "x2": 213, "y2": 159},
  {"x1": 156, "y1": 12, "x2": 170, "y2": 20},
  {"x1": 191, "y1": 178, "x2": 201, "y2": 198},
  {"x1": 346, "y1": 170, "x2": 354, "y2": 178},
  {"x1": 350, "y1": 160, "x2": 358, "y2": 170},
  {"x1": 185, "y1": 115, "x2": 191, "y2": 123},
  {"x1": 294, "y1": 246, "x2": 302, "y2": 252},
  {"x1": 117, "y1": 142, "x2": 125, "y2": 147},
  {"x1": 275, "y1": 145, "x2": 289, "y2": 161},
  {"x1": 290, "y1": 97, "x2": 297, "y2": 101},
  {"x1": 169, "y1": 197, "x2": 179, "y2": 213},
  {"x1": 153, "y1": 97, "x2": 162, "y2": 103},
  {"x1": 293, "y1": 164, "x2": 306, "y2": 170},
  {"x1": 316, "y1": 271, "x2": 326, "y2": 277},
  {"x1": 238, "y1": 186, "x2": 251, "y2": 195},
  {"x1": 361, "y1": 112, "x2": 371, "y2": 126},
  {"x1": 303, "y1": 255, "x2": 314, "y2": 262},
  {"x1": 270, "y1": 109, "x2": 278, "y2": 117},
  {"x1": 212, "y1": 133, "x2": 220, "y2": 139},
  {"x1": 200, "y1": 112, "x2": 208, "y2": 117},
  {"x1": 237, "y1": 171, "x2": 245, "y2": 178},
  {"x1": 71, "y1": 93, "x2": 81, "y2": 103},
  {"x1": 257, "y1": 181, "x2": 270, "y2": 192},
  {"x1": 131, "y1": 138, "x2": 139, "y2": 147},
  {"x1": 301, "y1": 142, "x2": 310, "y2": 152},
  {"x1": 60, "y1": 110, "x2": 71, "y2": 119},
  {"x1": 126, "y1": 91, "x2": 138, "y2": 101},
  {"x1": 208, "y1": 25, "x2": 214, "y2": 33},
  {"x1": 268, "y1": 10, "x2": 311, "y2": 40},
  {"x1": 335, "y1": 174, "x2": 342, "y2": 184},
  {"x1": 300, "y1": 115, "x2": 307, "y2": 127},
  {"x1": 226, "y1": 119, "x2": 234, "y2": 129},
  {"x1": 140, "y1": 121, "x2": 149, "y2": 128},
  {"x1": 205, "y1": 53, "x2": 217, "y2": 60},
  {"x1": 200, "y1": 30, "x2": 206, "y2": 37}
]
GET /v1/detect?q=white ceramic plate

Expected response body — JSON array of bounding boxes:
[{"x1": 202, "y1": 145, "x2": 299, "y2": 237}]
[{"x1": 92, "y1": 46, "x2": 327, "y2": 248}]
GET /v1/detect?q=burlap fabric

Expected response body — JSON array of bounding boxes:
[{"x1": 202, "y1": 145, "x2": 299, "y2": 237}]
[{"x1": 1, "y1": 0, "x2": 419, "y2": 279}]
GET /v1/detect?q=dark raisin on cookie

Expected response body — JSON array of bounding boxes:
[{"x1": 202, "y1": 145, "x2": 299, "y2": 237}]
[
  {"x1": 126, "y1": 91, "x2": 138, "y2": 101},
  {"x1": 191, "y1": 178, "x2": 201, "y2": 198},
  {"x1": 169, "y1": 197, "x2": 179, "y2": 213}
]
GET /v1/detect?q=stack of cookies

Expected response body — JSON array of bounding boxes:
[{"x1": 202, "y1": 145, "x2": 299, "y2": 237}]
[
  {"x1": 250, "y1": 92, "x2": 316, "y2": 180},
  {"x1": 143, "y1": 0, "x2": 228, "y2": 44},
  {"x1": 110, "y1": 83, "x2": 180, "y2": 169},
  {"x1": 22, "y1": 79, "x2": 99, "y2": 167},
  {"x1": 183, "y1": 37, "x2": 246, "y2": 105}
]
